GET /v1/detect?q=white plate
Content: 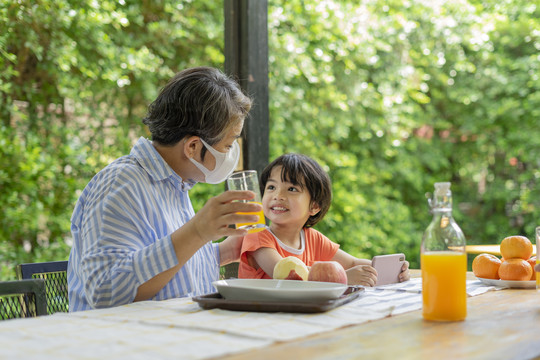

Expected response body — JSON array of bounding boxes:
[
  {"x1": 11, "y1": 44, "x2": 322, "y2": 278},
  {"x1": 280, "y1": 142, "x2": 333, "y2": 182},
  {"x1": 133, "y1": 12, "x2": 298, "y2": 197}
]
[
  {"x1": 476, "y1": 277, "x2": 536, "y2": 289},
  {"x1": 212, "y1": 279, "x2": 348, "y2": 303}
]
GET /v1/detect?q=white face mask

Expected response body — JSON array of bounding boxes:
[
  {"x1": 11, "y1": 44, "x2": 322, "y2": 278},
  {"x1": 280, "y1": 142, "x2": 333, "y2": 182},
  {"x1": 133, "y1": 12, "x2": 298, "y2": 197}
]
[{"x1": 189, "y1": 138, "x2": 240, "y2": 184}]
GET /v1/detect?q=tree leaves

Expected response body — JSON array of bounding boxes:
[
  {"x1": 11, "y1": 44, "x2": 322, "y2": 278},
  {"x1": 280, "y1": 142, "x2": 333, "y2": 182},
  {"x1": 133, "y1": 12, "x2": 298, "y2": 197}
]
[
  {"x1": 268, "y1": 0, "x2": 540, "y2": 268},
  {"x1": 1, "y1": 0, "x2": 538, "y2": 277}
]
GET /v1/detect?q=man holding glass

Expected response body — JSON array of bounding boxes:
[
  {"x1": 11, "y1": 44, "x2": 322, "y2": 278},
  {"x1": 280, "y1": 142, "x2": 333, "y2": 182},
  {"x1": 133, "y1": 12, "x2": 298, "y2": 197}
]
[{"x1": 68, "y1": 67, "x2": 262, "y2": 311}]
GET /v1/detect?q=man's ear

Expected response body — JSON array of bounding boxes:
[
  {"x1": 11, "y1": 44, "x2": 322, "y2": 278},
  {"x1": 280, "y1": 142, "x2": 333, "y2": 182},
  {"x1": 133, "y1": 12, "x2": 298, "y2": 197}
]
[
  {"x1": 309, "y1": 202, "x2": 321, "y2": 216},
  {"x1": 183, "y1": 136, "x2": 201, "y2": 159}
]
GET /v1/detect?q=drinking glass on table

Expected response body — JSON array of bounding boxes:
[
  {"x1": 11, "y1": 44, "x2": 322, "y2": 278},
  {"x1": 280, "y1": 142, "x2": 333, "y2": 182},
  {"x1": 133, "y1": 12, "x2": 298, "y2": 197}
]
[{"x1": 227, "y1": 170, "x2": 266, "y2": 233}]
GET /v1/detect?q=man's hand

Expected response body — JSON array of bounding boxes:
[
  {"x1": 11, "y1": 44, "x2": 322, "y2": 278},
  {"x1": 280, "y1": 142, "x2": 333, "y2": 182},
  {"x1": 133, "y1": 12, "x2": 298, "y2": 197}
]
[
  {"x1": 191, "y1": 190, "x2": 263, "y2": 243},
  {"x1": 218, "y1": 235, "x2": 245, "y2": 266}
]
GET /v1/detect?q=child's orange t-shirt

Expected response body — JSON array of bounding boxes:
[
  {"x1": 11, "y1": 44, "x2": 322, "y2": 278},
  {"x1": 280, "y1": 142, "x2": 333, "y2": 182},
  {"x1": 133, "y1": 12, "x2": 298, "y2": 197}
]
[{"x1": 238, "y1": 227, "x2": 340, "y2": 279}]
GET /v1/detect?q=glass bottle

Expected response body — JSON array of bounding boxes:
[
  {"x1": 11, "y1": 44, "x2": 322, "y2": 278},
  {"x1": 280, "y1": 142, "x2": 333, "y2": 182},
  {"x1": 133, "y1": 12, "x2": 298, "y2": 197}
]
[{"x1": 421, "y1": 182, "x2": 467, "y2": 321}]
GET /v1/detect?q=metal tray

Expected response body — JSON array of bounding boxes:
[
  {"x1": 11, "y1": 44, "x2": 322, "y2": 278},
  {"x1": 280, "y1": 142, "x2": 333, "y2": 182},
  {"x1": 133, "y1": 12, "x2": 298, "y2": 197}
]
[{"x1": 192, "y1": 286, "x2": 364, "y2": 313}]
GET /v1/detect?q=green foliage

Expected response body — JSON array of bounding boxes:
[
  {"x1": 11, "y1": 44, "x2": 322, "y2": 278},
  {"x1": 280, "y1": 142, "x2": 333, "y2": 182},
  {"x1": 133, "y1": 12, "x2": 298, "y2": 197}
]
[
  {"x1": 1, "y1": 0, "x2": 539, "y2": 278},
  {"x1": 0, "y1": 0, "x2": 224, "y2": 279},
  {"x1": 268, "y1": 0, "x2": 540, "y2": 268}
]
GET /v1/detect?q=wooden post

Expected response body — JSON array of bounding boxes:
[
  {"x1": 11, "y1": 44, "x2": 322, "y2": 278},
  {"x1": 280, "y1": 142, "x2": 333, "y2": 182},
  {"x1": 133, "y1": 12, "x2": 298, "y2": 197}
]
[
  {"x1": 223, "y1": 1, "x2": 269, "y2": 278},
  {"x1": 224, "y1": 0, "x2": 269, "y2": 176}
]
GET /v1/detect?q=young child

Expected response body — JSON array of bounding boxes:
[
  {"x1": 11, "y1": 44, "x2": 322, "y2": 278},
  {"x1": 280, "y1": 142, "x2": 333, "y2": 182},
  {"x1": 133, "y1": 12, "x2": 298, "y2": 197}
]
[{"x1": 238, "y1": 153, "x2": 410, "y2": 286}]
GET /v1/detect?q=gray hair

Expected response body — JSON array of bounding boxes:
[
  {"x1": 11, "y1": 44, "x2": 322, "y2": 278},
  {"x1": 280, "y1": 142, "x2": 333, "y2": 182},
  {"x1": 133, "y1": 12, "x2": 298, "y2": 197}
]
[{"x1": 143, "y1": 66, "x2": 252, "y2": 146}]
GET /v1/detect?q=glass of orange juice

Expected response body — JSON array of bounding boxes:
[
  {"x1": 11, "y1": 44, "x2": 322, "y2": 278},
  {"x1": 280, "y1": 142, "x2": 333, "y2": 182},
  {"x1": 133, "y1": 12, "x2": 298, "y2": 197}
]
[
  {"x1": 536, "y1": 226, "x2": 540, "y2": 290},
  {"x1": 227, "y1": 170, "x2": 266, "y2": 233}
]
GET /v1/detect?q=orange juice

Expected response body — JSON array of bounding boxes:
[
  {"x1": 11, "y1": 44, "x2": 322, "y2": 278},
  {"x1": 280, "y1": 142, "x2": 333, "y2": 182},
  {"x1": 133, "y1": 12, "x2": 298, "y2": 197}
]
[
  {"x1": 236, "y1": 203, "x2": 265, "y2": 233},
  {"x1": 421, "y1": 251, "x2": 467, "y2": 321}
]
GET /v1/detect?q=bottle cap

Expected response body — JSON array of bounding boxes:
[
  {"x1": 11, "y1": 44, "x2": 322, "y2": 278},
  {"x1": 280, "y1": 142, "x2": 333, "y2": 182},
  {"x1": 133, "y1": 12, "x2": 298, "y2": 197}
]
[{"x1": 434, "y1": 182, "x2": 451, "y2": 197}]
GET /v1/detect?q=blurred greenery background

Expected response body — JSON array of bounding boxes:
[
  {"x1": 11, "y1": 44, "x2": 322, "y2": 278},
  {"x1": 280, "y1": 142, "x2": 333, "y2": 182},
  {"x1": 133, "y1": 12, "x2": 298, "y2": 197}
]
[{"x1": 1, "y1": 0, "x2": 539, "y2": 279}]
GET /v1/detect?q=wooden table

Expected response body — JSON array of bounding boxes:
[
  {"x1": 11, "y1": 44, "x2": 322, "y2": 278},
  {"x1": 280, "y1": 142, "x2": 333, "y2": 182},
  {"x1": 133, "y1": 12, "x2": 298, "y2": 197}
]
[
  {"x1": 1, "y1": 271, "x2": 538, "y2": 359},
  {"x1": 221, "y1": 271, "x2": 540, "y2": 360},
  {"x1": 465, "y1": 244, "x2": 537, "y2": 256}
]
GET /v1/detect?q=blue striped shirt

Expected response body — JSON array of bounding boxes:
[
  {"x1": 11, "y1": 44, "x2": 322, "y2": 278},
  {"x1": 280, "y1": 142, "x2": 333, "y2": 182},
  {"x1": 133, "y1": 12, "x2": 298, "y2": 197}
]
[{"x1": 68, "y1": 137, "x2": 220, "y2": 312}]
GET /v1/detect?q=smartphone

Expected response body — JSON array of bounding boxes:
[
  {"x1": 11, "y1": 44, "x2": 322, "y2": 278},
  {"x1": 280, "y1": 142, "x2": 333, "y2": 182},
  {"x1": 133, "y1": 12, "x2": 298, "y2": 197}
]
[{"x1": 371, "y1": 253, "x2": 406, "y2": 286}]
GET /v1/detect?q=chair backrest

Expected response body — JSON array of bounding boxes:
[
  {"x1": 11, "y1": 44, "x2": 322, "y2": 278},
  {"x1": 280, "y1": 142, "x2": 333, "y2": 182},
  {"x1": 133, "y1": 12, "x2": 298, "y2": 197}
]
[
  {"x1": 17, "y1": 261, "x2": 69, "y2": 314},
  {"x1": 221, "y1": 263, "x2": 239, "y2": 279},
  {"x1": 0, "y1": 279, "x2": 48, "y2": 320}
]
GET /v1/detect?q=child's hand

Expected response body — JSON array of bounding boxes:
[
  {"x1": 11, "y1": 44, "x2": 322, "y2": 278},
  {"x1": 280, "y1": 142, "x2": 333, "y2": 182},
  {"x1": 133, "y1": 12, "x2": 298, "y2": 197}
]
[
  {"x1": 399, "y1": 261, "x2": 410, "y2": 282},
  {"x1": 345, "y1": 265, "x2": 377, "y2": 287}
]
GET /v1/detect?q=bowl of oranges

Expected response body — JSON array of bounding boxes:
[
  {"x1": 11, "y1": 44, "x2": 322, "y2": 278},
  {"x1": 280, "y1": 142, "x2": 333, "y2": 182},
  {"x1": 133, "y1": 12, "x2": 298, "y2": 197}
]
[{"x1": 472, "y1": 235, "x2": 536, "y2": 289}]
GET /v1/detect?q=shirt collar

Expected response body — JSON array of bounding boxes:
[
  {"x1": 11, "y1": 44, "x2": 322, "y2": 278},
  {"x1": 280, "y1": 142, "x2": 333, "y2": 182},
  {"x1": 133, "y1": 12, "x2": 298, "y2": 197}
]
[{"x1": 131, "y1": 137, "x2": 195, "y2": 191}]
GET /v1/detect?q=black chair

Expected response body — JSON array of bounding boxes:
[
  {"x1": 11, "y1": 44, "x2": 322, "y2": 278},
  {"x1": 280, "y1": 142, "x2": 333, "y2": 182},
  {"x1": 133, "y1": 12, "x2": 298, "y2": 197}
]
[
  {"x1": 17, "y1": 261, "x2": 69, "y2": 314},
  {"x1": 222, "y1": 263, "x2": 239, "y2": 279},
  {"x1": 0, "y1": 279, "x2": 48, "y2": 320}
]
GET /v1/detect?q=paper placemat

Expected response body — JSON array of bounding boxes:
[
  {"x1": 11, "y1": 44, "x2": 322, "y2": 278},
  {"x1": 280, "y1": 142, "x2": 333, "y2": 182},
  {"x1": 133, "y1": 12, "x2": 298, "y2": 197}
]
[
  {"x1": 0, "y1": 277, "x2": 506, "y2": 360},
  {"x1": 373, "y1": 277, "x2": 505, "y2": 296}
]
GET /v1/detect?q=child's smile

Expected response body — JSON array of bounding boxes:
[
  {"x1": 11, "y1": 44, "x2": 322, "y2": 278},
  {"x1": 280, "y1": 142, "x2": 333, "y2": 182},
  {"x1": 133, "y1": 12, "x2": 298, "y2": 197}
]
[{"x1": 268, "y1": 205, "x2": 288, "y2": 214}]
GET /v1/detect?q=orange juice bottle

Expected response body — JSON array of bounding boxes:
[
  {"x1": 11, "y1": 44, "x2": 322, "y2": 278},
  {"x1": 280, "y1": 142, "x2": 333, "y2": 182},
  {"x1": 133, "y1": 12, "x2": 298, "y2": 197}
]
[
  {"x1": 421, "y1": 251, "x2": 467, "y2": 321},
  {"x1": 421, "y1": 182, "x2": 467, "y2": 321}
]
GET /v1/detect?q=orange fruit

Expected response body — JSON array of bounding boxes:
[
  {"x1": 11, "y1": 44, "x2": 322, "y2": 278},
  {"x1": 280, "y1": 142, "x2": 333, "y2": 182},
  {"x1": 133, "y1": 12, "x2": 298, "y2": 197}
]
[
  {"x1": 498, "y1": 258, "x2": 533, "y2": 281},
  {"x1": 472, "y1": 253, "x2": 502, "y2": 279},
  {"x1": 527, "y1": 256, "x2": 537, "y2": 280},
  {"x1": 500, "y1": 235, "x2": 533, "y2": 260}
]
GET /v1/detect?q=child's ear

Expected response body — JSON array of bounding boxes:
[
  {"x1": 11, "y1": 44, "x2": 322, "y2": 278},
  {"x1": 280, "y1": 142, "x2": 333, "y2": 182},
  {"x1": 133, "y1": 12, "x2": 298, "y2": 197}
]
[{"x1": 309, "y1": 202, "x2": 321, "y2": 216}]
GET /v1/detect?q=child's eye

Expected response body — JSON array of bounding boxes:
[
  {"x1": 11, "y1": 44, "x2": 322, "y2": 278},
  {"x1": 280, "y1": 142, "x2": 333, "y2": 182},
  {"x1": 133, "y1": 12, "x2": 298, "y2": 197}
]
[
  {"x1": 288, "y1": 186, "x2": 299, "y2": 192},
  {"x1": 266, "y1": 185, "x2": 275, "y2": 191}
]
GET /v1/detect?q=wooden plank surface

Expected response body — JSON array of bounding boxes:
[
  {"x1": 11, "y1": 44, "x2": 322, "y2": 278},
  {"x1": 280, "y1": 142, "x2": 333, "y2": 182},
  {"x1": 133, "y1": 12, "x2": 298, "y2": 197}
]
[
  {"x1": 220, "y1": 271, "x2": 540, "y2": 360},
  {"x1": 466, "y1": 244, "x2": 537, "y2": 256}
]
